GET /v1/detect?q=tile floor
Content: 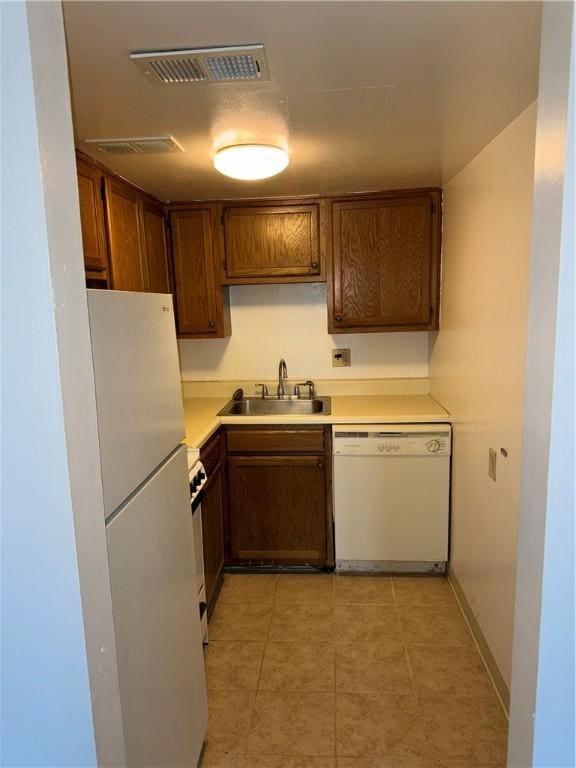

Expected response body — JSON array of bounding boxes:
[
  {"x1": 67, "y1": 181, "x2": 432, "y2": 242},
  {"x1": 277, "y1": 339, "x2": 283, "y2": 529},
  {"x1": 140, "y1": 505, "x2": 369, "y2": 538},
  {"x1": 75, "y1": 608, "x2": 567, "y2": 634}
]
[{"x1": 200, "y1": 573, "x2": 508, "y2": 768}]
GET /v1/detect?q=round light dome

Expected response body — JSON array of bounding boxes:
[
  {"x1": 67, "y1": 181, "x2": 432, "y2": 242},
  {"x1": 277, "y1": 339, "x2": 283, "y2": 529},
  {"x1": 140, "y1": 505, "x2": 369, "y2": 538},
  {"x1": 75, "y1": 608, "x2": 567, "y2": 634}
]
[{"x1": 213, "y1": 144, "x2": 289, "y2": 180}]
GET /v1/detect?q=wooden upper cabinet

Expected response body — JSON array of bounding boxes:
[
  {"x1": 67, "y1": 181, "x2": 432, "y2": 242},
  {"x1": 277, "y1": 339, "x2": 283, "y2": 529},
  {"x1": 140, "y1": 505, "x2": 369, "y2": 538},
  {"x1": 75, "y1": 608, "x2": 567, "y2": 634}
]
[
  {"x1": 219, "y1": 202, "x2": 324, "y2": 283},
  {"x1": 169, "y1": 208, "x2": 230, "y2": 338},
  {"x1": 103, "y1": 177, "x2": 148, "y2": 292},
  {"x1": 329, "y1": 190, "x2": 441, "y2": 332},
  {"x1": 141, "y1": 199, "x2": 170, "y2": 294},
  {"x1": 76, "y1": 159, "x2": 108, "y2": 279}
]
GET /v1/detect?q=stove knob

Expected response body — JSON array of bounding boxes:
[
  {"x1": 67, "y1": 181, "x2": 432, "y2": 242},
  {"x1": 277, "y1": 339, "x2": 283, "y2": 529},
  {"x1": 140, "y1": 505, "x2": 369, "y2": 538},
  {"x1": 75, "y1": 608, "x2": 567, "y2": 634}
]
[{"x1": 427, "y1": 439, "x2": 440, "y2": 453}]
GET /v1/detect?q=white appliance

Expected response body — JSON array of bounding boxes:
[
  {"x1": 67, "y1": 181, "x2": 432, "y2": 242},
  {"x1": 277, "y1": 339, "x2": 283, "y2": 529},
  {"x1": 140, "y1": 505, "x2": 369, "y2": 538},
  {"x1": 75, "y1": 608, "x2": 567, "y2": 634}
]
[
  {"x1": 87, "y1": 290, "x2": 208, "y2": 768},
  {"x1": 333, "y1": 423, "x2": 451, "y2": 573},
  {"x1": 188, "y1": 448, "x2": 209, "y2": 643}
]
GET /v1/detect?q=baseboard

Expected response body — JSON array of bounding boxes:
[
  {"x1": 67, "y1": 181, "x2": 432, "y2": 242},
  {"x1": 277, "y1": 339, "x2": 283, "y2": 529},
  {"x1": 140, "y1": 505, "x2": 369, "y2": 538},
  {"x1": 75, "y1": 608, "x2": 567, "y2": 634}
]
[{"x1": 447, "y1": 565, "x2": 511, "y2": 713}]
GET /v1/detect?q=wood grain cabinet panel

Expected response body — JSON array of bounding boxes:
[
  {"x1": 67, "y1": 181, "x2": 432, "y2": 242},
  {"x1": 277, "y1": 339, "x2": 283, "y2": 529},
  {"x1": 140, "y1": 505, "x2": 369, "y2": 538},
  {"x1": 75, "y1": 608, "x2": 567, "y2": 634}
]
[
  {"x1": 202, "y1": 465, "x2": 225, "y2": 612},
  {"x1": 228, "y1": 455, "x2": 328, "y2": 564},
  {"x1": 221, "y1": 203, "x2": 323, "y2": 283},
  {"x1": 76, "y1": 159, "x2": 108, "y2": 280},
  {"x1": 329, "y1": 190, "x2": 441, "y2": 332},
  {"x1": 169, "y1": 209, "x2": 230, "y2": 338},
  {"x1": 225, "y1": 426, "x2": 333, "y2": 567},
  {"x1": 141, "y1": 199, "x2": 170, "y2": 294},
  {"x1": 226, "y1": 428, "x2": 325, "y2": 454},
  {"x1": 200, "y1": 431, "x2": 226, "y2": 615},
  {"x1": 103, "y1": 177, "x2": 148, "y2": 292}
]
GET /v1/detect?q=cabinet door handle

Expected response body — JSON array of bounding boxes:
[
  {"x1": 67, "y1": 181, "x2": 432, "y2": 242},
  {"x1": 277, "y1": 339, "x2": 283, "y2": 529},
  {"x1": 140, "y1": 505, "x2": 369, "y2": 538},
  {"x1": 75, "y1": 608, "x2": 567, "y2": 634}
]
[
  {"x1": 317, "y1": 460, "x2": 323, "y2": 469},
  {"x1": 310, "y1": 261, "x2": 319, "y2": 270},
  {"x1": 208, "y1": 320, "x2": 216, "y2": 328},
  {"x1": 335, "y1": 313, "x2": 343, "y2": 322}
]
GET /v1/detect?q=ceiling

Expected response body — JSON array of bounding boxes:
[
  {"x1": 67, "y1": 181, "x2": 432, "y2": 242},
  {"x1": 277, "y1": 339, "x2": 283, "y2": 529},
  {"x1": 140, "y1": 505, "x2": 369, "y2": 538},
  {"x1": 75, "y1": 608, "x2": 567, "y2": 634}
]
[{"x1": 63, "y1": 1, "x2": 542, "y2": 202}]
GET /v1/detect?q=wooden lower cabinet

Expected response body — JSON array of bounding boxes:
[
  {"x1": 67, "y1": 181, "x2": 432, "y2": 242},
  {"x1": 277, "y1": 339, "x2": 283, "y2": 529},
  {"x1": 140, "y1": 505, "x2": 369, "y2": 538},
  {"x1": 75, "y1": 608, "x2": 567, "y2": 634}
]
[
  {"x1": 200, "y1": 431, "x2": 226, "y2": 614},
  {"x1": 201, "y1": 463, "x2": 225, "y2": 614},
  {"x1": 225, "y1": 426, "x2": 333, "y2": 567}
]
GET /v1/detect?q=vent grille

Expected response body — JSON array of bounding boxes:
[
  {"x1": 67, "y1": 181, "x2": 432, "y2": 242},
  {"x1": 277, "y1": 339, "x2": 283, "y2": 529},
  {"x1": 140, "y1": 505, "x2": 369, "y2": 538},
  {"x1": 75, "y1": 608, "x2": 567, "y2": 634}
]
[
  {"x1": 85, "y1": 136, "x2": 184, "y2": 155},
  {"x1": 204, "y1": 54, "x2": 260, "y2": 81},
  {"x1": 130, "y1": 44, "x2": 269, "y2": 86},
  {"x1": 148, "y1": 58, "x2": 207, "y2": 84}
]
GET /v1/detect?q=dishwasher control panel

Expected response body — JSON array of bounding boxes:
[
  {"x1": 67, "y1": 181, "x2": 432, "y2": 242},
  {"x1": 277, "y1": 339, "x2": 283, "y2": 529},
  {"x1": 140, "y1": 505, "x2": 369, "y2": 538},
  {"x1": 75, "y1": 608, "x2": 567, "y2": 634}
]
[{"x1": 333, "y1": 424, "x2": 451, "y2": 456}]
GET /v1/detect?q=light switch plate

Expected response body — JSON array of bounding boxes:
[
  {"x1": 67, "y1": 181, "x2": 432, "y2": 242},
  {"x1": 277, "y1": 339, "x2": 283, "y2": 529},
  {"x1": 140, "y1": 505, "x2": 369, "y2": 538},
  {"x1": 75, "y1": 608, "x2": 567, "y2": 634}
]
[
  {"x1": 332, "y1": 348, "x2": 351, "y2": 367},
  {"x1": 488, "y1": 448, "x2": 497, "y2": 481}
]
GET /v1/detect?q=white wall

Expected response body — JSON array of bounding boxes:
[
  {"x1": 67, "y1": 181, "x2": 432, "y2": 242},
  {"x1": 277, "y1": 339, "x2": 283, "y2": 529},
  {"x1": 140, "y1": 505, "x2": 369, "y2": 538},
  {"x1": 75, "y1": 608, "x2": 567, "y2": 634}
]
[
  {"x1": 429, "y1": 103, "x2": 537, "y2": 689},
  {"x1": 179, "y1": 283, "x2": 429, "y2": 380},
  {"x1": 509, "y1": 3, "x2": 575, "y2": 765},
  {"x1": 1, "y1": 3, "x2": 124, "y2": 765}
]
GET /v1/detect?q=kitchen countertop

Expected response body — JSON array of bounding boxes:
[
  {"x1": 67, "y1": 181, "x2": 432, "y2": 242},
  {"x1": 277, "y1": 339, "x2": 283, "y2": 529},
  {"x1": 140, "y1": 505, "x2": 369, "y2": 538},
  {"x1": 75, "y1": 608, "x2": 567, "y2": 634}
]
[{"x1": 183, "y1": 394, "x2": 450, "y2": 450}]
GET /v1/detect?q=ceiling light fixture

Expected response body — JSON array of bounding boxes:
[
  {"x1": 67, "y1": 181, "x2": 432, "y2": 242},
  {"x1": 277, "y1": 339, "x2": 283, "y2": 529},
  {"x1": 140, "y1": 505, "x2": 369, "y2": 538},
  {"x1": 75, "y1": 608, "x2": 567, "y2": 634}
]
[{"x1": 213, "y1": 144, "x2": 289, "y2": 180}]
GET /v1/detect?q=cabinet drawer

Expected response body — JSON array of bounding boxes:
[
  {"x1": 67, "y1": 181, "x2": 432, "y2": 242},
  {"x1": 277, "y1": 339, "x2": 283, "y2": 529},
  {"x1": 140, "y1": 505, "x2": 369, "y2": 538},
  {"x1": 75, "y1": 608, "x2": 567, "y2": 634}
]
[
  {"x1": 226, "y1": 427, "x2": 325, "y2": 454},
  {"x1": 200, "y1": 430, "x2": 223, "y2": 475}
]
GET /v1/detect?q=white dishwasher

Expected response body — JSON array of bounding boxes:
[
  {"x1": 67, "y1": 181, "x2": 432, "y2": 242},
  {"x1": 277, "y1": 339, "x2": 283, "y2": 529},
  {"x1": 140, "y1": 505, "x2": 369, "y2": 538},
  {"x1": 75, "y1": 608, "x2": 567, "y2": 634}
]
[{"x1": 333, "y1": 424, "x2": 451, "y2": 573}]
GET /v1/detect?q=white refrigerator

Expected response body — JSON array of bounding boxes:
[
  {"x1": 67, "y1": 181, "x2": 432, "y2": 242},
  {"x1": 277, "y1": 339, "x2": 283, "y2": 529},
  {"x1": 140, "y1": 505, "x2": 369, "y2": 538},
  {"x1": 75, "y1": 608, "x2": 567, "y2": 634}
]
[{"x1": 87, "y1": 289, "x2": 207, "y2": 767}]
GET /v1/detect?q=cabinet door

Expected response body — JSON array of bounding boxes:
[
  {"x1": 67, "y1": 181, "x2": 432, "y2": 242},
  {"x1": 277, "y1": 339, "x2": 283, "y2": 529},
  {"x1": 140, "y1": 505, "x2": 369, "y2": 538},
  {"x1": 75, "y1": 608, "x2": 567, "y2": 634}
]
[
  {"x1": 201, "y1": 465, "x2": 225, "y2": 612},
  {"x1": 76, "y1": 159, "x2": 108, "y2": 277},
  {"x1": 228, "y1": 455, "x2": 328, "y2": 565},
  {"x1": 330, "y1": 192, "x2": 440, "y2": 332},
  {"x1": 222, "y1": 204, "x2": 321, "y2": 281},
  {"x1": 103, "y1": 177, "x2": 148, "y2": 292},
  {"x1": 141, "y1": 199, "x2": 170, "y2": 294},
  {"x1": 170, "y1": 209, "x2": 223, "y2": 337}
]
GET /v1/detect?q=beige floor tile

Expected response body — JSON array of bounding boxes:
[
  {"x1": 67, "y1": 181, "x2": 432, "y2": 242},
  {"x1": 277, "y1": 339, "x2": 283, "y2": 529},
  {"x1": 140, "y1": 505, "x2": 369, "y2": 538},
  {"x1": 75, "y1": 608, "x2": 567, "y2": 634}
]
[
  {"x1": 199, "y1": 742, "x2": 247, "y2": 767},
  {"x1": 248, "y1": 691, "x2": 335, "y2": 757},
  {"x1": 337, "y1": 757, "x2": 427, "y2": 767},
  {"x1": 392, "y1": 577, "x2": 456, "y2": 605},
  {"x1": 207, "y1": 690, "x2": 256, "y2": 755},
  {"x1": 246, "y1": 756, "x2": 336, "y2": 767},
  {"x1": 209, "y1": 603, "x2": 272, "y2": 642},
  {"x1": 407, "y1": 644, "x2": 494, "y2": 696},
  {"x1": 259, "y1": 642, "x2": 335, "y2": 692},
  {"x1": 276, "y1": 574, "x2": 335, "y2": 604},
  {"x1": 334, "y1": 605, "x2": 402, "y2": 643},
  {"x1": 269, "y1": 604, "x2": 335, "y2": 643},
  {"x1": 336, "y1": 692, "x2": 427, "y2": 762},
  {"x1": 427, "y1": 763, "x2": 506, "y2": 768},
  {"x1": 419, "y1": 694, "x2": 508, "y2": 766},
  {"x1": 205, "y1": 641, "x2": 265, "y2": 690},
  {"x1": 399, "y1": 606, "x2": 473, "y2": 645},
  {"x1": 335, "y1": 576, "x2": 395, "y2": 605},
  {"x1": 335, "y1": 642, "x2": 412, "y2": 693},
  {"x1": 219, "y1": 574, "x2": 278, "y2": 604}
]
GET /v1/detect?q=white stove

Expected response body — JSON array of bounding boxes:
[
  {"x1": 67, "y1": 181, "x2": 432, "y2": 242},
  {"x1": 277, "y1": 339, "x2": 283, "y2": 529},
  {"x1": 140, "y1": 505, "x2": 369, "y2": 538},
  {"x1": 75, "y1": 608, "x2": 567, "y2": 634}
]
[{"x1": 187, "y1": 447, "x2": 208, "y2": 642}]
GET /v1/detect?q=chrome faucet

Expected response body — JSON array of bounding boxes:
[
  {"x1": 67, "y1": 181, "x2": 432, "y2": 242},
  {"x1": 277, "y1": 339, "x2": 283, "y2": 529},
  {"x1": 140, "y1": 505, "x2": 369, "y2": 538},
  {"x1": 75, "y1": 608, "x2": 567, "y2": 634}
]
[
  {"x1": 294, "y1": 380, "x2": 315, "y2": 400},
  {"x1": 277, "y1": 358, "x2": 288, "y2": 398}
]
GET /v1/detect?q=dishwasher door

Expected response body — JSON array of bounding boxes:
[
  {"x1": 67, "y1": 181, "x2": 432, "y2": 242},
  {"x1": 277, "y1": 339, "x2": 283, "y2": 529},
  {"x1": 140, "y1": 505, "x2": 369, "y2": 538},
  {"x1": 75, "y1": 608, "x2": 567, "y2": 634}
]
[{"x1": 333, "y1": 424, "x2": 451, "y2": 572}]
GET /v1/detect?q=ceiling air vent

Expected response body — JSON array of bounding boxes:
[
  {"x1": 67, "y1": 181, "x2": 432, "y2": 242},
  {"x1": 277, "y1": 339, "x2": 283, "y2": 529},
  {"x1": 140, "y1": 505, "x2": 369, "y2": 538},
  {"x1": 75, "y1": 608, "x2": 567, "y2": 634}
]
[
  {"x1": 85, "y1": 136, "x2": 184, "y2": 155},
  {"x1": 129, "y1": 44, "x2": 270, "y2": 85}
]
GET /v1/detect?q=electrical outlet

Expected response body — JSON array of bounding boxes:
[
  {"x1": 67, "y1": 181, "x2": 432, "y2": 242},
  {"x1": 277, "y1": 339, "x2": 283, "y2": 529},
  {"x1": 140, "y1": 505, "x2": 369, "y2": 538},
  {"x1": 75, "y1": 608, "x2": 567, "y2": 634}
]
[
  {"x1": 488, "y1": 448, "x2": 497, "y2": 481},
  {"x1": 332, "y1": 348, "x2": 351, "y2": 367}
]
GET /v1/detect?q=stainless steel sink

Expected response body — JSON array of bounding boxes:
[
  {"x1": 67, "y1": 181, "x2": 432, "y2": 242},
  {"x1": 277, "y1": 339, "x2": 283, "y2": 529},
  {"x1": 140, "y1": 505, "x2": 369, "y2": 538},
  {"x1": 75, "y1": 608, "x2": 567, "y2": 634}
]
[{"x1": 218, "y1": 395, "x2": 331, "y2": 416}]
